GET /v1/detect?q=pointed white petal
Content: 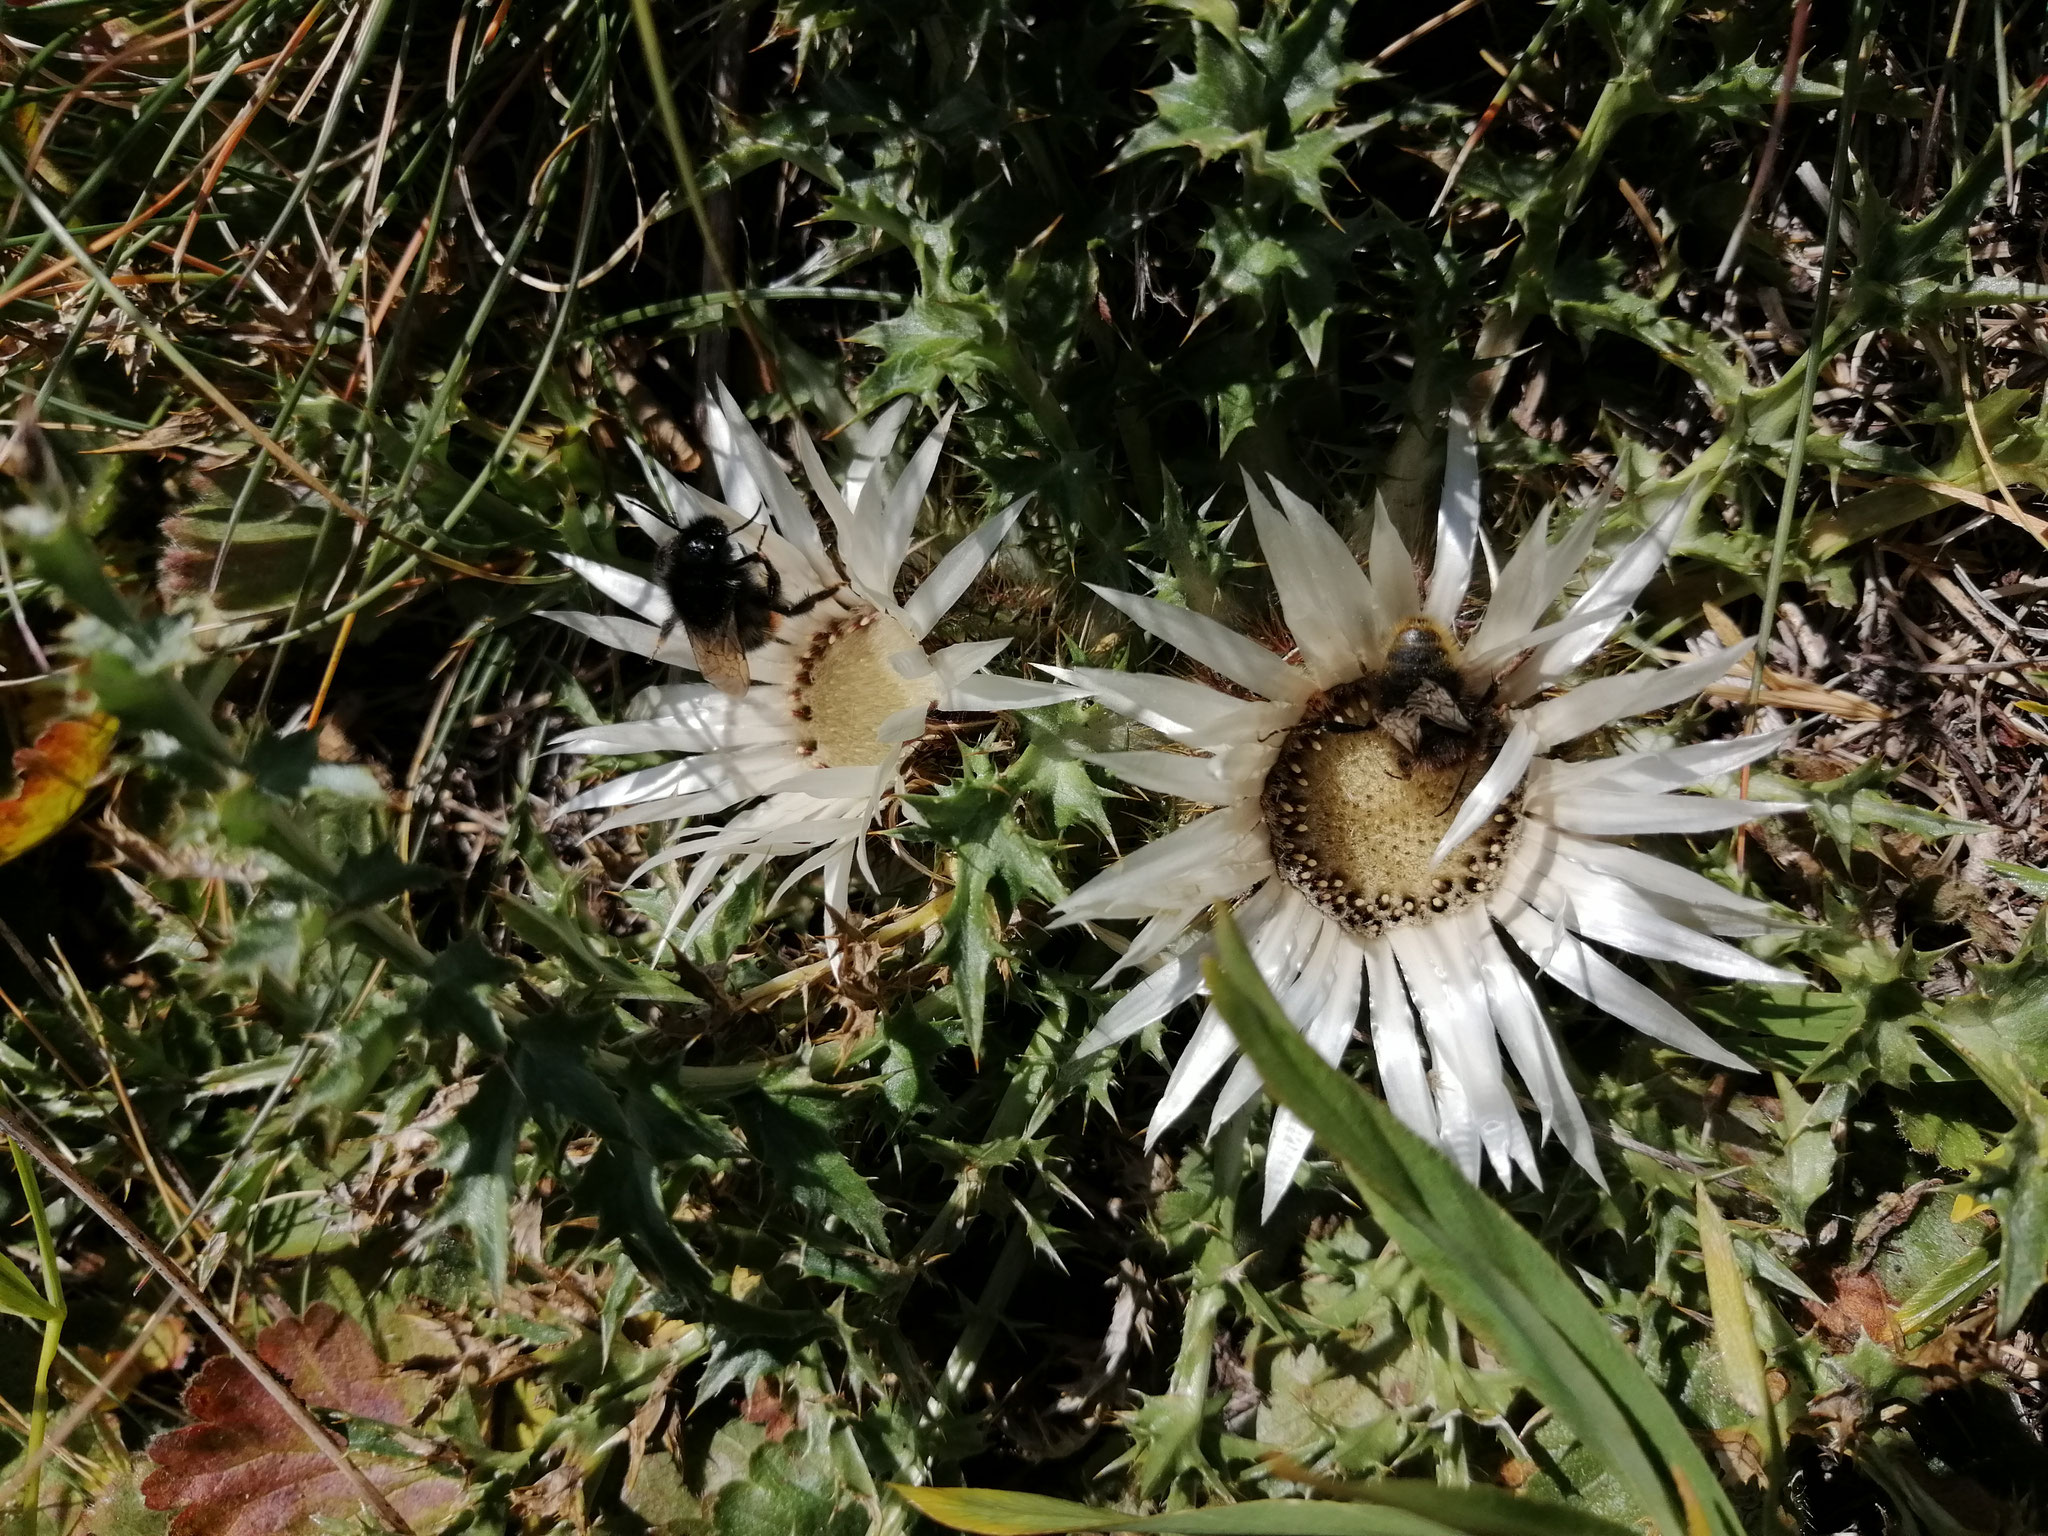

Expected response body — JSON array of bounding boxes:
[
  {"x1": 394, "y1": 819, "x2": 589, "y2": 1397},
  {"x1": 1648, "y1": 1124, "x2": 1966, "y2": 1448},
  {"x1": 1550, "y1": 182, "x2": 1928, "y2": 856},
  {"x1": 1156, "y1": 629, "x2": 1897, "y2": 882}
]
[
  {"x1": 1425, "y1": 406, "x2": 1479, "y2": 628},
  {"x1": 1076, "y1": 941, "x2": 1211, "y2": 1055},
  {"x1": 874, "y1": 704, "x2": 929, "y2": 746},
  {"x1": 553, "y1": 687, "x2": 788, "y2": 756},
  {"x1": 845, "y1": 398, "x2": 915, "y2": 518},
  {"x1": 630, "y1": 813, "x2": 872, "y2": 881},
  {"x1": 683, "y1": 852, "x2": 772, "y2": 946},
  {"x1": 922, "y1": 638, "x2": 1011, "y2": 691},
  {"x1": 1547, "y1": 830, "x2": 1791, "y2": 929},
  {"x1": 1146, "y1": 1004, "x2": 1239, "y2": 1146},
  {"x1": 1431, "y1": 719, "x2": 1537, "y2": 865},
  {"x1": 1465, "y1": 505, "x2": 1554, "y2": 659},
  {"x1": 1081, "y1": 882, "x2": 1285, "y2": 1044},
  {"x1": 1261, "y1": 1108, "x2": 1318, "y2": 1221},
  {"x1": 1244, "y1": 477, "x2": 1365, "y2": 687},
  {"x1": 902, "y1": 499, "x2": 1025, "y2": 639},
  {"x1": 1369, "y1": 499, "x2": 1423, "y2": 627},
  {"x1": 713, "y1": 382, "x2": 839, "y2": 589},
  {"x1": 768, "y1": 842, "x2": 844, "y2": 908},
  {"x1": 1363, "y1": 940, "x2": 1436, "y2": 1142},
  {"x1": 1211, "y1": 916, "x2": 1349, "y2": 1131},
  {"x1": 787, "y1": 764, "x2": 897, "y2": 801},
  {"x1": 863, "y1": 410, "x2": 954, "y2": 598},
  {"x1": 821, "y1": 840, "x2": 859, "y2": 963},
  {"x1": 1530, "y1": 865, "x2": 1802, "y2": 986},
  {"x1": 698, "y1": 399, "x2": 763, "y2": 523},
  {"x1": 1535, "y1": 789, "x2": 1801, "y2": 836},
  {"x1": 1259, "y1": 933, "x2": 1364, "y2": 1219},
  {"x1": 1055, "y1": 806, "x2": 1268, "y2": 922},
  {"x1": 542, "y1": 610, "x2": 696, "y2": 668},
  {"x1": 1104, "y1": 906, "x2": 1209, "y2": 981},
  {"x1": 1511, "y1": 476, "x2": 1700, "y2": 694},
  {"x1": 1522, "y1": 642, "x2": 1754, "y2": 749},
  {"x1": 552, "y1": 719, "x2": 746, "y2": 756},
  {"x1": 1146, "y1": 891, "x2": 1321, "y2": 1143},
  {"x1": 558, "y1": 748, "x2": 800, "y2": 816},
  {"x1": 790, "y1": 423, "x2": 856, "y2": 547},
  {"x1": 1271, "y1": 478, "x2": 1388, "y2": 665},
  {"x1": 1537, "y1": 726, "x2": 1797, "y2": 796},
  {"x1": 583, "y1": 791, "x2": 730, "y2": 834},
  {"x1": 1461, "y1": 611, "x2": 1607, "y2": 677},
  {"x1": 1087, "y1": 583, "x2": 1311, "y2": 704},
  {"x1": 616, "y1": 494, "x2": 677, "y2": 546},
  {"x1": 1390, "y1": 918, "x2": 1538, "y2": 1186},
  {"x1": 1467, "y1": 502, "x2": 1604, "y2": 662},
  {"x1": 1084, "y1": 748, "x2": 1259, "y2": 805},
  {"x1": 1475, "y1": 939, "x2": 1600, "y2": 1182},
  {"x1": 938, "y1": 673, "x2": 1091, "y2": 712},
  {"x1": 1039, "y1": 665, "x2": 1294, "y2": 744},
  {"x1": 557, "y1": 554, "x2": 672, "y2": 625},
  {"x1": 1496, "y1": 899, "x2": 1749, "y2": 1070},
  {"x1": 624, "y1": 438, "x2": 694, "y2": 528}
]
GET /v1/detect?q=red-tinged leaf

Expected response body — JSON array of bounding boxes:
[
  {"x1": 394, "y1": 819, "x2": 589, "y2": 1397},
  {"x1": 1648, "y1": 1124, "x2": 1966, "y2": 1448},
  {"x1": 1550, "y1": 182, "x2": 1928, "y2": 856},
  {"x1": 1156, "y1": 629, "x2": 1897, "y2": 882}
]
[
  {"x1": 256, "y1": 1303, "x2": 425, "y2": 1423},
  {"x1": 143, "y1": 1306, "x2": 465, "y2": 1536}
]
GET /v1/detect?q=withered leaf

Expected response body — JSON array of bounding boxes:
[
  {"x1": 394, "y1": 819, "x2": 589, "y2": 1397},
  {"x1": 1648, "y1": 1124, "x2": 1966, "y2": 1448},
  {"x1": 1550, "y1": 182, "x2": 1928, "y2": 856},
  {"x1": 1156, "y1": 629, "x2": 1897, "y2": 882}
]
[{"x1": 143, "y1": 1304, "x2": 465, "y2": 1536}]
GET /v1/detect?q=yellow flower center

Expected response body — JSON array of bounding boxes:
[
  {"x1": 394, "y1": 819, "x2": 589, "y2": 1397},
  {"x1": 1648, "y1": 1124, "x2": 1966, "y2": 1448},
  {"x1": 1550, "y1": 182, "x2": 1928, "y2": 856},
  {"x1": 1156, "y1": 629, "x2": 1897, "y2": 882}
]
[
  {"x1": 1261, "y1": 678, "x2": 1521, "y2": 936},
  {"x1": 790, "y1": 611, "x2": 935, "y2": 767}
]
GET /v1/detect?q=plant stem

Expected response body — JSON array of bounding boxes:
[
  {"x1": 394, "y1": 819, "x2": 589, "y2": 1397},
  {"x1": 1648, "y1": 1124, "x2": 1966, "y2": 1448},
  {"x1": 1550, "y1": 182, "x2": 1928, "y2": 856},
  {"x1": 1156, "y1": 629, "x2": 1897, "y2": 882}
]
[
  {"x1": 1748, "y1": 0, "x2": 1871, "y2": 715},
  {"x1": 8, "y1": 1139, "x2": 63, "y2": 1533}
]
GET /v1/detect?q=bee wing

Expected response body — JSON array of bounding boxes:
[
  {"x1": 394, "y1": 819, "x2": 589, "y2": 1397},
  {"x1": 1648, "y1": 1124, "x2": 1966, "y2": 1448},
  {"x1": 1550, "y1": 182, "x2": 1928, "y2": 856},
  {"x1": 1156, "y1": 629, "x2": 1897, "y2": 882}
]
[{"x1": 685, "y1": 617, "x2": 754, "y2": 699}]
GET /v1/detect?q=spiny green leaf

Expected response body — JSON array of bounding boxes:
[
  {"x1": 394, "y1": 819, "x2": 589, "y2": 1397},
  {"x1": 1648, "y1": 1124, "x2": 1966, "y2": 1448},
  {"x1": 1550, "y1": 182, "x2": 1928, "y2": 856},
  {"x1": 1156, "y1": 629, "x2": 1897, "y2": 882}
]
[
  {"x1": 736, "y1": 1092, "x2": 891, "y2": 1250},
  {"x1": 905, "y1": 750, "x2": 1066, "y2": 1057}
]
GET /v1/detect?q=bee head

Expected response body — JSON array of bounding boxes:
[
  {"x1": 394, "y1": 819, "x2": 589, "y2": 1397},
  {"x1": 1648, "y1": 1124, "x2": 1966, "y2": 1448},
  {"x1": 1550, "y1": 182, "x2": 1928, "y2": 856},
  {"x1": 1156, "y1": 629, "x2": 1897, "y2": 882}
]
[{"x1": 671, "y1": 515, "x2": 737, "y2": 560}]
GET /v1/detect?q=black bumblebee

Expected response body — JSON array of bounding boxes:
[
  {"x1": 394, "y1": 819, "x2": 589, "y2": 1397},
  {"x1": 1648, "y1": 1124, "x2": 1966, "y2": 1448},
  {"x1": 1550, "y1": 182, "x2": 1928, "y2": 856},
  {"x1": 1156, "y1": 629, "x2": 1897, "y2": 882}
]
[{"x1": 653, "y1": 515, "x2": 837, "y2": 698}]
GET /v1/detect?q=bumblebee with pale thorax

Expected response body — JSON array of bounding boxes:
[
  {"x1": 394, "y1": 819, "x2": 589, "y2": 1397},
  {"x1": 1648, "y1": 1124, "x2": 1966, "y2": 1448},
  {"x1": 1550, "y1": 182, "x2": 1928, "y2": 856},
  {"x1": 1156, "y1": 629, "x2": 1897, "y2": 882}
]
[
  {"x1": 1302, "y1": 617, "x2": 1498, "y2": 777},
  {"x1": 653, "y1": 514, "x2": 840, "y2": 698},
  {"x1": 1371, "y1": 617, "x2": 1492, "y2": 773}
]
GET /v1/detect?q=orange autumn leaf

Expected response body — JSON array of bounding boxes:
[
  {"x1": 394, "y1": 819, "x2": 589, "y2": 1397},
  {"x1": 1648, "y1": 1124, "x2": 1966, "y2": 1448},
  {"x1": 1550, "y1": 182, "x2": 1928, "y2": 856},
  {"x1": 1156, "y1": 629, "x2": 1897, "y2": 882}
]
[{"x1": 0, "y1": 713, "x2": 115, "y2": 865}]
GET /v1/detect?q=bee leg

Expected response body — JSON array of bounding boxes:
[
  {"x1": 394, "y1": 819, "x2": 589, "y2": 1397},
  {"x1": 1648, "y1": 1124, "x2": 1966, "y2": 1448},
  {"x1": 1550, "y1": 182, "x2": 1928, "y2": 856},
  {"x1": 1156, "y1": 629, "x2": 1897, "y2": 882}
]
[
  {"x1": 775, "y1": 581, "x2": 845, "y2": 619},
  {"x1": 1434, "y1": 752, "x2": 1480, "y2": 817}
]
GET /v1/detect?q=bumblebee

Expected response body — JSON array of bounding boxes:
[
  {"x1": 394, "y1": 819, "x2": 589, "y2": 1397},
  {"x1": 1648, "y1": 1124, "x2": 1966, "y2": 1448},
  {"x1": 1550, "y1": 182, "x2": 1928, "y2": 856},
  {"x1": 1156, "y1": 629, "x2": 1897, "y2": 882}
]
[
  {"x1": 1304, "y1": 616, "x2": 1493, "y2": 776},
  {"x1": 1373, "y1": 617, "x2": 1485, "y2": 771},
  {"x1": 653, "y1": 515, "x2": 838, "y2": 698}
]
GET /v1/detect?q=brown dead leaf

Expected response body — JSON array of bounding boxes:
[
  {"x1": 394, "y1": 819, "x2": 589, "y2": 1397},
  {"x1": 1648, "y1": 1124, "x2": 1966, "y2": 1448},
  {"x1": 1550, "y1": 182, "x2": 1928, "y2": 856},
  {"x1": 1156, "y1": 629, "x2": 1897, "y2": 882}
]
[
  {"x1": 740, "y1": 1376, "x2": 797, "y2": 1443},
  {"x1": 143, "y1": 1304, "x2": 465, "y2": 1536},
  {"x1": 1803, "y1": 1267, "x2": 1903, "y2": 1350},
  {"x1": 78, "y1": 411, "x2": 219, "y2": 456},
  {"x1": 1706, "y1": 1426, "x2": 1766, "y2": 1486},
  {"x1": 1698, "y1": 603, "x2": 1893, "y2": 722}
]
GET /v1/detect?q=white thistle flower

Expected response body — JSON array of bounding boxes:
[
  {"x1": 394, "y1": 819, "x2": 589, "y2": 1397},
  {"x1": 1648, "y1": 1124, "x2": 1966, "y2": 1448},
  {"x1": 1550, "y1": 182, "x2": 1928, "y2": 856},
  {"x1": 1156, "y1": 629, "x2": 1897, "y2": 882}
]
[
  {"x1": 545, "y1": 386, "x2": 1079, "y2": 944},
  {"x1": 1050, "y1": 412, "x2": 1804, "y2": 1215}
]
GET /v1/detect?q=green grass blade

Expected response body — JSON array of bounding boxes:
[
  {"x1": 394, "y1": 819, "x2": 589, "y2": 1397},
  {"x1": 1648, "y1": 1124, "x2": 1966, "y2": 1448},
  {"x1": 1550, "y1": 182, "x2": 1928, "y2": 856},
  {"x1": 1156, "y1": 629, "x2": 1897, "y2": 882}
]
[
  {"x1": 1202, "y1": 907, "x2": 1743, "y2": 1536},
  {"x1": 892, "y1": 1483, "x2": 1463, "y2": 1534}
]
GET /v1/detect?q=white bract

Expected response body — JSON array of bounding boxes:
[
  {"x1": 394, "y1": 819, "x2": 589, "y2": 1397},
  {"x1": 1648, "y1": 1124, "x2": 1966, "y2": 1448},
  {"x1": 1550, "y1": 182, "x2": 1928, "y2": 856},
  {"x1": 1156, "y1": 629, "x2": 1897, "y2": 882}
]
[
  {"x1": 1052, "y1": 411, "x2": 1804, "y2": 1216},
  {"x1": 545, "y1": 386, "x2": 1078, "y2": 946}
]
